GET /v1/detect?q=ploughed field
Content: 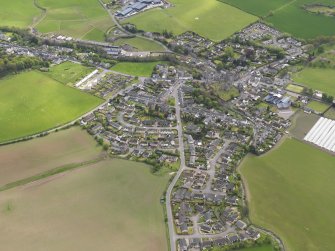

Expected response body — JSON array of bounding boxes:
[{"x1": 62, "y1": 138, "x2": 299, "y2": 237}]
[
  {"x1": 0, "y1": 158, "x2": 169, "y2": 251},
  {"x1": 221, "y1": 0, "x2": 335, "y2": 38},
  {"x1": 123, "y1": 0, "x2": 257, "y2": 42},
  {"x1": 0, "y1": 70, "x2": 102, "y2": 142},
  {"x1": 240, "y1": 138, "x2": 335, "y2": 251}
]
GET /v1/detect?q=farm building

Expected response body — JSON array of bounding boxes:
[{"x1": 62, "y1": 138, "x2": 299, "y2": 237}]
[
  {"x1": 117, "y1": 0, "x2": 162, "y2": 17},
  {"x1": 264, "y1": 93, "x2": 291, "y2": 109},
  {"x1": 304, "y1": 117, "x2": 335, "y2": 153}
]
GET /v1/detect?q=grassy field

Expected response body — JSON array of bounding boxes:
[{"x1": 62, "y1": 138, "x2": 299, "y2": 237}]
[
  {"x1": 47, "y1": 62, "x2": 94, "y2": 85},
  {"x1": 289, "y1": 110, "x2": 319, "y2": 139},
  {"x1": 324, "y1": 107, "x2": 335, "y2": 120},
  {"x1": 113, "y1": 37, "x2": 166, "y2": 52},
  {"x1": 241, "y1": 138, "x2": 335, "y2": 251},
  {"x1": 221, "y1": 0, "x2": 335, "y2": 39},
  {"x1": 0, "y1": 0, "x2": 41, "y2": 28},
  {"x1": 36, "y1": 0, "x2": 114, "y2": 40},
  {"x1": 307, "y1": 100, "x2": 330, "y2": 113},
  {"x1": 293, "y1": 67, "x2": 335, "y2": 97},
  {"x1": 123, "y1": 0, "x2": 257, "y2": 42},
  {"x1": 0, "y1": 159, "x2": 169, "y2": 251},
  {"x1": 0, "y1": 71, "x2": 103, "y2": 142},
  {"x1": 0, "y1": 127, "x2": 102, "y2": 188},
  {"x1": 285, "y1": 84, "x2": 304, "y2": 94},
  {"x1": 111, "y1": 61, "x2": 166, "y2": 77}
]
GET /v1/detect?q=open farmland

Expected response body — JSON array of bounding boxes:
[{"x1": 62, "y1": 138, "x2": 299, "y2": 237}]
[
  {"x1": 0, "y1": 71, "x2": 103, "y2": 142},
  {"x1": 123, "y1": 0, "x2": 257, "y2": 42},
  {"x1": 240, "y1": 138, "x2": 335, "y2": 251},
  {"x1": 36, "y1": 0, "x2": 114, "y2": 40},
  {"x1": 111, "y1": 61, "x2": 166, "y2": 77},
  {"x1": 0, "y1": 159, "x2": 169, "y2": 251},
  {"x1": 47, "y1": 62, "x2": 93, "y2": 85},
  {"x1": 306, "y1": 100, "x2": 330, "y2": 113},
  {"x1": 293, "y1": 67, "x2": 335, "y2": 97},
  {"x1": 0, "y1": 127, "x2": 102, "y2": 188},
  {"x1": 221, "y1": 0, "x2": 335, "y2": 38},
  {"x1": 0, "y1": 1, "x2": 41, "y2": 28}
]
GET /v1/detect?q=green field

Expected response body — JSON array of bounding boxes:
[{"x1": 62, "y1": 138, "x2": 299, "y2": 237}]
[
  {"x1": 285, "y1": 84, "x2": 304, "y2": 93},
  {"x1": 0, "y1": 71, "x2": 103, "y2": 142},
  {"x1": 111, "y1": 61, "x2": 166, "y2": 77},
  {"x1": 221, "y1": 0, "x2": 335, "y2": 38},
  {"x1": 324, "y1": 107, "x2": 335, "y2": 120},
  {"x1": 0, "y1": 0, "x2": 41, "y2": 28},
  {"x1": 113, "y1": 37, "x2": 166, "y2": 52},
  {"x1": 123, "y1": 0, "x2": 257, "y2": 42},
  {"x1": 289, "y1": 110, "x2": 319, "y2": 139},
  {"x1": 36, "y1": 0, "x2": 114, "y2": 40},
  {"x1": 0, "y1": 127, "x2": 102, "y2": 188},
  {"x1": 307, "y1": 100, "x2": 330, "y2": 113},
  {"x1": 241, "y1": 138, "x2": 335, "y2": 251},
  {"x1": 0, "y1": 159, "x2": 169, "y2": 251},
  {"x1": 293, "y1": 67, "x2": 335, "y2": 97},
  {"x1": 47, "y1": 62, "x2": 93, "y2": 85}
]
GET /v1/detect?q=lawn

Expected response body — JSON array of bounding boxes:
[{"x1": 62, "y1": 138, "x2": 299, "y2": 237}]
[
  {"x1": 36, "y1": 0, "x2": 114, "y2": 40},
  {"x1": 47, "y1": 62, "x2": 94, "y2": 85},
  {"x1": 111, "y1": 61, "x2": 166, "y2": 77},
  {"x1": 306, "y1": 100, "x2": 330, "y2": 113},
  {"x1": 0, "y1": 71, "x2": 103, "y2": 142},
  {"x1": 0, "y1": 159, "x2": 169, "y2": 251},
  {"x1": 240, "y1": 138, "x2": 335, "y2": 251},
  {"x1": 0, "y1": 0, "x2": 41, "y2": 28},
  {"x1": 123, "y1": 0, "x2": 257, "y2": 42},
  {"x1": 221, "y1": 0, "x2": 335, "y2": 39},
  {"x1": 293, "y1": 67, "x2": 335, "y2": 97},
  {"x1": 113, "y1": 37, "x2": 166, "y2": 52},
  {"x1": 0, "y1": 127, "x2": 102, "y2": 188},
  {"x1": 285, "y1": 84, "x2": 304, "y2": 94},
  {"x1": 235, "y1": 245, "x2": 274, "y2": 251}
]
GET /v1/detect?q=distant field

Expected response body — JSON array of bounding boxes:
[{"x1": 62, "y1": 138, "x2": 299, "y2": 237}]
[
  {"x1": 47, "y1": 62, "x2": 93, "y2": 85},
  {"x1": 221, "y1": 0, "x2": 335, "y2": 38},
  {"x1": 113, "y1": 37, "x2": 166, "y2": 51},
  {"x1": 0, "y1": 0, "x2": 40, "y2": 28},
  {"x1": 285, "y1": 84, "x2": 304, "y2": 93},
  {"x1": 307, "y1": 100, "x2": 330, "y2": 113},
  {"x1": 0, "y1": 127, "x2": 101, "y2": 188},
  {"x1": 111, "y1": 61, "x2": 166, "y2": 77},
  {"x1": 293, "y1": 67, "x2": 335, "y2": 97},
  {"x1": 0, "y1": 159, "x2": 169, "y2": 251},
  {"x1": 0, "y1": 71, "x2": 103, "y2": 142},
  {"x1": 123, "y1": 0, "x2": 257, "y2": 42},
  {"x1": 241, "y1": 138, "x2": 335, "y2": 251},
  {"x1": 36, "y1": 0, "x2": 114, "y2": 40}
]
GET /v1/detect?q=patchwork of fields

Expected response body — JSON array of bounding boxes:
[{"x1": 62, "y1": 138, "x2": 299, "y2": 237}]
[
  {"x1": 241, "y1": 138, "x2": 335, "y2": 251},
  {"x1": 221, "y1": 0, "x2": 335, "y2": 38},
  {"x1": 0, "y1": 70, "x2": 103, "y2": 142},
  {"x1": 123, "y1": 0, "x2": 258, "y2": 41},
  {"x1": 0, "y1": 158, "x2": 169, "y2": 251}
]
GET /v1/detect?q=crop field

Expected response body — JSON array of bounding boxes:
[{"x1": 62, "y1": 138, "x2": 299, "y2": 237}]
[
  {"x1": 111, "y1": 61, "x2": 166, "y2": 77},
  {"x1": 0, "y1": 127, "x2": 102, "y2": 188},
  {"x1": 36, "y1": 0, "x2": 114, "y2": 40},
  {"x1": 306, "y1": 100, "x2": 330, "y2": 113},
  {"x1": 293, "y1": 67, "x2": 335, "y2": 97},
  {"x1": 113, "y1": 37, "x2": 166, "y2": 52},
  {"x1": 0, "y1": 159, "x2": 169, "y2": 251},
  {"x1": 240, "y1": 138, "x2": 335, "y2": 251},
  {"x1": 0, "y1": 0, "x2": 41, "y2": 28},
  {"x1": 47, "y1": 62, "x2": 93, "y2": 85},
  {"x1": 221, "y1": 0, "x2": 335, "y2": 38},
  {"x1": 0, "y1": 71, "x2": 103, "y2": 142},
  {"x1": 123, "y1": 0, "x2": 257, "y2": 42}
]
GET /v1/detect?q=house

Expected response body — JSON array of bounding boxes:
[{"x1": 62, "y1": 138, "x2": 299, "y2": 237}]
[
  {"x1": 178, "y1": 239, "x2": 188, "y2": 251},
  {"x1": 236, "y1": 220, "x2": 247, "y2": 230},
  {"x1": 200, "y1": 224, "x2": 211, "y2": 233}
]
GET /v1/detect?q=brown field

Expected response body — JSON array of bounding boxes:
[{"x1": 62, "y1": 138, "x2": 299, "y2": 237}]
[
  {"x1": 0, "y1": 127, "x2": 102, "y2": 187},
  {"x1": 0, "y1": 159, "x2": 169, "y2": 251}
]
